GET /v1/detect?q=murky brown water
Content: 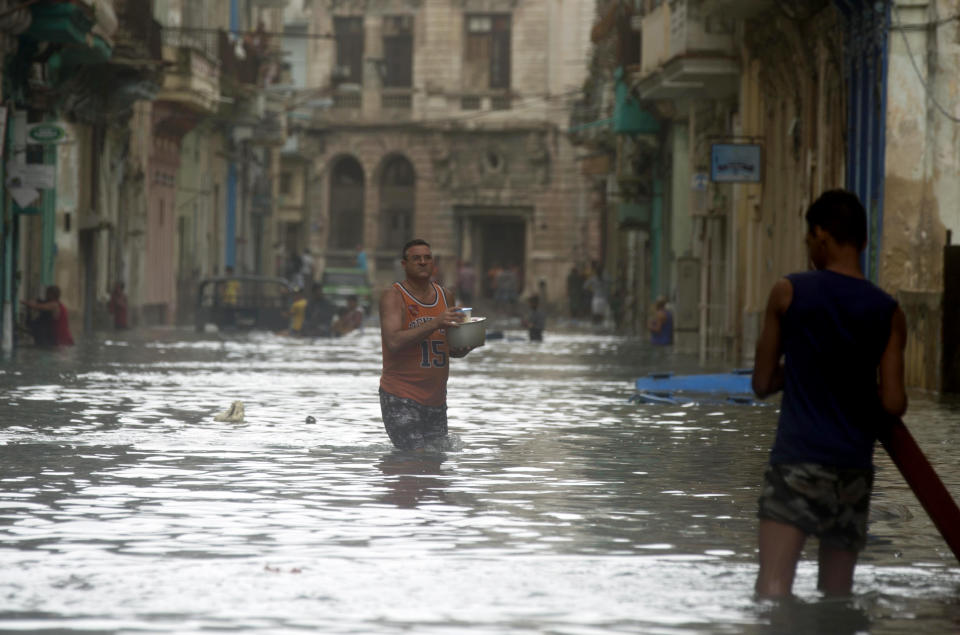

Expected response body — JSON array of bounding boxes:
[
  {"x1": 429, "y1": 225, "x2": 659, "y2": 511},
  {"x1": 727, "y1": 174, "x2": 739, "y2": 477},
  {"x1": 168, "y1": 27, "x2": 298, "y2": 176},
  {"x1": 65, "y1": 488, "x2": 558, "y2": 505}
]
[{"x1": 0, "y1": 326, "x2": 958, "y2": 633}]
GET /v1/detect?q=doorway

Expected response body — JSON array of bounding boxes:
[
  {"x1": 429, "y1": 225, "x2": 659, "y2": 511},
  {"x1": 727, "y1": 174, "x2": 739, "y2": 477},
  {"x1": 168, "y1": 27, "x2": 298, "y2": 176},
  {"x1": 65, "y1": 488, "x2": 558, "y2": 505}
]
[{"x1": 476, "y1": 216, "x2": 526, "y2": 299}]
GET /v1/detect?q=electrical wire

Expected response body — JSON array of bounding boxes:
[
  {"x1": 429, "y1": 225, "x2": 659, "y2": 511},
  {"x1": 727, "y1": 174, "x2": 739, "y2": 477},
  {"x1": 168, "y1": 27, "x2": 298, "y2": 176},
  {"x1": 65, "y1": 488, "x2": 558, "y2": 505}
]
[
  {"x1": 891, "y1": 5, "x2": 960, "y2": 124},
  {"x1": 165, "y1": 26, "x2": 334, "y2": 40}
]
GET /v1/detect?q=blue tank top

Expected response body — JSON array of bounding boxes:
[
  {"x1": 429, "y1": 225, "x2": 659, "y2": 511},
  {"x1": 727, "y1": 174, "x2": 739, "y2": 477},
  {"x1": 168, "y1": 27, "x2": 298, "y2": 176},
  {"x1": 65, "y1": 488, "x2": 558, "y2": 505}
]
[
  {"x1": 651, "y1": 310, "x2": 673, "y2": 346},
  {"x1": 770, "y1": 270, "x2": 897, "y2": 469}
]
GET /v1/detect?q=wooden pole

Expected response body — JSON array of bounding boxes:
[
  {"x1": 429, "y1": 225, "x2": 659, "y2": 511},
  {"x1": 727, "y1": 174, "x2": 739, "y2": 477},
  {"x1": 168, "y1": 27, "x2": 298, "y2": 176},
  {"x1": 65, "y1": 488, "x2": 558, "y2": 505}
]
[{"x1": 878, "y1": 420, "x2": 960, "y2": 562}]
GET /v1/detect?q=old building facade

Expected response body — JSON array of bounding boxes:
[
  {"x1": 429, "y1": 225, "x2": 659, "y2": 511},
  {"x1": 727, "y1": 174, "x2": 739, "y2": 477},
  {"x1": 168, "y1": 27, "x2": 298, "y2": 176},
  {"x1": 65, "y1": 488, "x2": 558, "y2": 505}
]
[
  {"x1": 288, "y1": 0, "x2": 598, "y2": 303},
  {"x1": 585, "y1": 0, "x2": 959, "y2": 389},
  {"x1": 0, "y1": 0, "x2": 290, "y2": 349}
]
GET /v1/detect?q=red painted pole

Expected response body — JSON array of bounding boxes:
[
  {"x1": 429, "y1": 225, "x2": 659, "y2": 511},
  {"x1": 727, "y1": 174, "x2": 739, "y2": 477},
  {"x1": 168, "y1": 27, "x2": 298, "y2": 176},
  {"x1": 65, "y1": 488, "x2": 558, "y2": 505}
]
[{"x1": 878, "y1": 420, "x2": 960, "y2": 562}]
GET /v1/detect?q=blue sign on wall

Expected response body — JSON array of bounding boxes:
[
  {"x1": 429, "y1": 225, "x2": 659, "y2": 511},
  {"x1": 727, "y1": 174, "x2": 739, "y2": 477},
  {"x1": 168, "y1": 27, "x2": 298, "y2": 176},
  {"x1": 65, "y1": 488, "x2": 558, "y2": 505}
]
[{"x1": 710, "y1": 144, "x2": 763, "y2": 183}]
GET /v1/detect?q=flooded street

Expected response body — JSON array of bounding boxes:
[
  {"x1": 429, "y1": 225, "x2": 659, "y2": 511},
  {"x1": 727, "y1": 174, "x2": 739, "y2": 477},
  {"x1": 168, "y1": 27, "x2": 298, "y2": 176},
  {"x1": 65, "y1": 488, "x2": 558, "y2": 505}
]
[{"x1": 0, "y1": 327, "x2": 958, "y2": 634}]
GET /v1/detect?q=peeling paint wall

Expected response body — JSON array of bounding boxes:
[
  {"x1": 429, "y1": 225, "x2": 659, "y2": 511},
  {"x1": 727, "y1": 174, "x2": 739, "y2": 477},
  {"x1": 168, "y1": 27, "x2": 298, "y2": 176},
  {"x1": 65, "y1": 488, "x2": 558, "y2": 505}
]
[{"x1": 883, "y1": 0, "x2": 955, "y2": 389}]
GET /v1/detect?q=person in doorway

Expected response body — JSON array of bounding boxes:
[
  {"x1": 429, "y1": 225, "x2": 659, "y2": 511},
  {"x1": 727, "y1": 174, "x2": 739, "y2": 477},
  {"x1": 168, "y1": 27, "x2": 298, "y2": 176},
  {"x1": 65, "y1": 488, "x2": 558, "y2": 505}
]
[
  {"x1": 332, "y1": 295, "x2": 364, "y2": 337},
  {"x1": 456, "y1": 259, "x2": 476, "y2": 306},
  {"x1": 108, "y1": 281, "x2": 129, "y2": 330},
  {"x1": 751, "y1": 189, "x2": 907, "y2": 598},
  {"x1": 379, "y1": 239, "x2": 476, "y2": 450},
  {"x1": 522, "y1": 295, "x2": 546, "y2": 342},
  {"x1": 356, "y1": 244, "x2": 368, "y2": 275},
  {"x1": 22, "y1": 285, "x2": 74, "y2": 347},
  {"x1": 299, "y1": 248, "x2": 315, "y2": 287},
  {"x1": 583, "y1": 261, "x2": 609, "y2": 325},
  {"x1": 647, "y1": 296, "x2": 673, "y2": 345},
  {"x1": 566, "y1": 265, "x2": 584, "y2": 318}
]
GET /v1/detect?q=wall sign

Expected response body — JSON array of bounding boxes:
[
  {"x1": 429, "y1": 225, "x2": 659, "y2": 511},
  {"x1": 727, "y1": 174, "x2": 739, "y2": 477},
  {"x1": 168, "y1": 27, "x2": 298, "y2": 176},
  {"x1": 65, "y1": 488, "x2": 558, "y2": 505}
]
[
  {"x1": 25, "y1": 122, "x2": 70, "y2": 144},
  {"x1": 710, "y1": 143, "x2": 762, "y2": 183}
]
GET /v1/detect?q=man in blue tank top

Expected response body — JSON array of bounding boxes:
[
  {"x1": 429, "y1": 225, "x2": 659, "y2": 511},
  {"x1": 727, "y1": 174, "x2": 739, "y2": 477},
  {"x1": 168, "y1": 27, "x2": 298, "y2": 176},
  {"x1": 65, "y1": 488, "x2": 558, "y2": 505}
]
[
  {"x1": 647, "y1": 296, "x2": 673, "y2": 346},
  {"x1": 752, "y1": 189, "x2": 907, "y2": 598}
]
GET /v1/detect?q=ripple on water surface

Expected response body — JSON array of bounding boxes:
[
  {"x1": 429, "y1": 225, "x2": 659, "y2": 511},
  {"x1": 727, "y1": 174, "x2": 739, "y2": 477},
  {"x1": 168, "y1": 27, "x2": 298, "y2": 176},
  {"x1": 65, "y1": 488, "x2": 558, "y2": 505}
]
[{"x1": 0, "y1": 329, "x2": 958, "y2": 633}]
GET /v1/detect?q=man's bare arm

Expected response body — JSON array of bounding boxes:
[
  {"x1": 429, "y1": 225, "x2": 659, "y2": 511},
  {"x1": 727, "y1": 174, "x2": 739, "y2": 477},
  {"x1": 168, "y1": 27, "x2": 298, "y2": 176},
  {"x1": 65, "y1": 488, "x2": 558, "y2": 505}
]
[
  {"x1": 379, "y1": 287, "x2": 463, "y2": 353},
  {"x1": 752, "y1": 278, "x2": 791, "y2": 398},
  {"x1": 21, "y1": 299, "x2": 60, "y2": 319},
  {"x1": 443, "y1": 286, "x2": 474, "y2": 358},
  {"x1": 878, "y1": 306, "x2": 907, "y2": 417}
]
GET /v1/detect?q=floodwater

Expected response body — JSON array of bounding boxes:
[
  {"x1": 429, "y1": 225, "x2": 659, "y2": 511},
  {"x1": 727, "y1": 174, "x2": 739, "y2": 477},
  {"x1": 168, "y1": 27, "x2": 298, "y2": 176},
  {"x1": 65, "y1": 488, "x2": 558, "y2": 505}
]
[{"x1": 0, "y1": 325, "x2": 958, "y2": 634}]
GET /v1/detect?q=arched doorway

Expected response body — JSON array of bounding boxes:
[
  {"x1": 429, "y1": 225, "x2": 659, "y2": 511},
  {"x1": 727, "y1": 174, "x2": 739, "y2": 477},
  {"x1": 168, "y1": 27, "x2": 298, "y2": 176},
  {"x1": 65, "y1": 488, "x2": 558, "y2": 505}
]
[
  {"x1": 328, "y1": 156, "x2": 365, "y2": 250},
  {"x1": 378, "y1": 155, "x2": 415, "y2": 252}
]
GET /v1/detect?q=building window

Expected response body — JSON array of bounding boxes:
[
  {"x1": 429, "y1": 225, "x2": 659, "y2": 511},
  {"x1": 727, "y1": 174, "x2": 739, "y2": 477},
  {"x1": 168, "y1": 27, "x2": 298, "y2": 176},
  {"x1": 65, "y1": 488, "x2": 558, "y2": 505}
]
[
  {"x1": 280, "y1": 171, "x2": 293, "y2": 196},
  {"x1": 382, "y1": 15, "x2": 413, "y2": 88},
  {"x1": 334, "y1": 17, "x2": 364, "y2": 85},
  {"x1": 328, "y1": 157, "x2": 365, "y2": 251},
  {"x1": 379, "y1": 155, "x2": 415, "y2": 251},
  {"x1": 463, "y1": 14, "x2": 511, "y2": 91}
]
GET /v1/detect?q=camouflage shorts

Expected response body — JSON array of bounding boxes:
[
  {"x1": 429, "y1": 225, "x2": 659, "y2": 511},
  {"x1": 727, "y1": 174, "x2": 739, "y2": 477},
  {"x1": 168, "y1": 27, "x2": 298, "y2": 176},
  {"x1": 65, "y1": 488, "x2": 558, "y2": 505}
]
[
  {"x1": 758, "y1": 462, "x2": 874, "y2": 552},
  {"x1": 379, "y1": 388, "x2": 448, "y2": 450}
]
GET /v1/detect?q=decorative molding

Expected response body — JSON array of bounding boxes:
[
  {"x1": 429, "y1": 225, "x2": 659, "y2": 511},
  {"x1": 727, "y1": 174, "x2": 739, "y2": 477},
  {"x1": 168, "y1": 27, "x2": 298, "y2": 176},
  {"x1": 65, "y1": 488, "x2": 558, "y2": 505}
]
[{"x1": 430, "y1": 130, "x2": 550, "y2": 192}]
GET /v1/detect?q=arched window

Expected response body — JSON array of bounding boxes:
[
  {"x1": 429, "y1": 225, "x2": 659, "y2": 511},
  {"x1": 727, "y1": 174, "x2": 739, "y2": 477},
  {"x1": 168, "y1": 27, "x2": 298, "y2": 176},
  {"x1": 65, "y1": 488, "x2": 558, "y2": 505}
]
[
  {"x1": 328, "y1": 156, "x2": 365, "y2": 250},
  {"x1": 378, "y1": 155, "x2": 415, "y2": 251}
]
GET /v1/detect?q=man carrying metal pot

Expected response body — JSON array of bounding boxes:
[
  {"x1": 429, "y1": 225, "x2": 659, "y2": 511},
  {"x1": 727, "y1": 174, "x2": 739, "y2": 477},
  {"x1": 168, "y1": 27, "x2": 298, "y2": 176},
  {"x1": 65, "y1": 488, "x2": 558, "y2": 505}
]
[{"x1": 379, "y1": 239, "x2": 476, "y2": 450}]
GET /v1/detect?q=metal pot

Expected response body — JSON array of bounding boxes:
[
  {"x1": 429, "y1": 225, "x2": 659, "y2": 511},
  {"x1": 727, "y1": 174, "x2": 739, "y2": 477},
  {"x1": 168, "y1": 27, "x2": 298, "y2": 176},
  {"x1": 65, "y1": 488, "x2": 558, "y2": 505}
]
[{"x1": 447, "y1": 316, "x2": 487, "y2": 349}]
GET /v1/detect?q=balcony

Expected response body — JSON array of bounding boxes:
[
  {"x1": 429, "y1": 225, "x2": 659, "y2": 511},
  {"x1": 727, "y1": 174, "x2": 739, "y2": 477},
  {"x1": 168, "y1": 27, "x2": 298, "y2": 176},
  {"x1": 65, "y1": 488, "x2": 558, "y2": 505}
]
[
  {"x1": 156, "y1": 28, "x2": 220, "y2": 114},
  {"x1": 699, "y1": 0, "x2": 777, "y2": 19},
  {"x1": 332, "y1": 90, "x2": 362, "y2": 109},
  {"x1": 381, "y1": 89, "x2": 413, "y2": 111},
  {"x1": 632, "y1": 0, "x2": 739, "y2": 102},
  {"x1": 113, "y1": 0, "x2": 162, "y2": 64},
  {"x1": 21, "y1": 0, "x2": 116, "y2": 63},
  {"x1": 219, "y1": 30, "x2": 262, "y2": 92}
]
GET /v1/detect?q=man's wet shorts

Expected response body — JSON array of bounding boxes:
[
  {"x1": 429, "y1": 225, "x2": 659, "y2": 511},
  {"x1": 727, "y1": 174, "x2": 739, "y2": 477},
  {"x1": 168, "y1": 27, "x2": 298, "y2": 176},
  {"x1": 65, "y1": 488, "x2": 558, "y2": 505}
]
[
  {"x1": 758, "y1": 462, "x2": 874, "y2": 552},
  {"x1": 379, "y1": 388, "x2": 448, "y2": 450}
]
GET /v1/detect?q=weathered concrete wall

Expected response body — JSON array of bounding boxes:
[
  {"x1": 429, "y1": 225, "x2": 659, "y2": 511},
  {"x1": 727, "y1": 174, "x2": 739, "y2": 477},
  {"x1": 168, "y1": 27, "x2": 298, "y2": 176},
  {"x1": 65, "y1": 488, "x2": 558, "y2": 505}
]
[
  {"x1": 882, "y1": 0, "x2": 954, "y2": 389},
  {"x1": 883, "y1": 1, "x2": 947, "y2": 295}
]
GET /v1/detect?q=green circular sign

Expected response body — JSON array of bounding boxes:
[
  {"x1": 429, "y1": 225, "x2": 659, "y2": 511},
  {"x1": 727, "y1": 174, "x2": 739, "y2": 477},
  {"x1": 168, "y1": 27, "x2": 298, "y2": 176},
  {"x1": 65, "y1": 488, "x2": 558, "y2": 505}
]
[{"x1": 28, "y1": 124, "x2": 66, "y2": 143}]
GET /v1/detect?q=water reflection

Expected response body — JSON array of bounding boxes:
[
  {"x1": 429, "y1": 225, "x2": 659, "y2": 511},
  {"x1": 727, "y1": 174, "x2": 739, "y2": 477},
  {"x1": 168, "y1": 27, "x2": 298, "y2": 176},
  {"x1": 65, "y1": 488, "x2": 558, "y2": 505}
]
[
  {"x1": 377, "y1": 450, "x2": 449, "y2": 508},
  {"x1": 751, "y1": 597, "x2": 871, "y2": 634},
  {"x1": 0, "y1": 328, "x2": 958, "y2": 632}
]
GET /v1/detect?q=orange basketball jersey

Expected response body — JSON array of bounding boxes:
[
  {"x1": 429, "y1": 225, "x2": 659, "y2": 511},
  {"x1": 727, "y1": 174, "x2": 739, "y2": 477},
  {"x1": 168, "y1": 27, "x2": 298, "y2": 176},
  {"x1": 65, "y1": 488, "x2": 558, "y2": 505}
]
[{"x1": 380, "y1": 281, "x2": 450, "y2": 406}]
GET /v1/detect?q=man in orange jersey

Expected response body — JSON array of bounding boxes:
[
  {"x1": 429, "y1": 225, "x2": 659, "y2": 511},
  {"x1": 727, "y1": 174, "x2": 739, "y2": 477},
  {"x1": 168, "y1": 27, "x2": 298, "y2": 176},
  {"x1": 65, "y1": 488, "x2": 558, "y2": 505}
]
[{"x1": 379, "y1": 239, "x2": 475, "y2": 449}]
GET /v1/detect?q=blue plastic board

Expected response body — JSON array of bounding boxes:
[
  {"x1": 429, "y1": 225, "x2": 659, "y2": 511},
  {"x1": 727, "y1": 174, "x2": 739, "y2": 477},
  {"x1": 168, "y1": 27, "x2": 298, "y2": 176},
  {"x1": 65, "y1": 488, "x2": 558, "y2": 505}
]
[{"x1": 634, "y1": 370, "x2": 753, "y2": 395}]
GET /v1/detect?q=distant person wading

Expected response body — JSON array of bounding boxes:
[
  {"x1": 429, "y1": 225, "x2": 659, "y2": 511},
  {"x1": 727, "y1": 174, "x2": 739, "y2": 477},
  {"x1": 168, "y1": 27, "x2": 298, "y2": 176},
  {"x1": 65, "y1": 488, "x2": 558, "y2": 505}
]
[{"x1": 22, "y1": 285, "x2": 74, "y2": 347}]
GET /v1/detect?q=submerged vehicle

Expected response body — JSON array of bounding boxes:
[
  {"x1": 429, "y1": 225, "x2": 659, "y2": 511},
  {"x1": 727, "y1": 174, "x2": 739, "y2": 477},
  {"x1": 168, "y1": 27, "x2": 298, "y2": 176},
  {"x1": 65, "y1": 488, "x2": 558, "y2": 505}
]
[
  {"x1": 195, "y1": 276, "x2": 295, "y2": 332},
  {"x1": 320, "y1": 267, "x2": 373, "y2": 312}
]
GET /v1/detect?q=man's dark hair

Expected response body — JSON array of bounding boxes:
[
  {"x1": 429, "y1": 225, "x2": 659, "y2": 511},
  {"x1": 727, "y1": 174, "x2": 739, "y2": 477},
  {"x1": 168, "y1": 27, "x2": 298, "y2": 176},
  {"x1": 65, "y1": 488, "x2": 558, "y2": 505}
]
[
  {"x1": 401, "y1": 238, "x2": 430, "y2": 260},
  {"x1": 805, "y1": 189, "x2": 868, "y2": 249}
]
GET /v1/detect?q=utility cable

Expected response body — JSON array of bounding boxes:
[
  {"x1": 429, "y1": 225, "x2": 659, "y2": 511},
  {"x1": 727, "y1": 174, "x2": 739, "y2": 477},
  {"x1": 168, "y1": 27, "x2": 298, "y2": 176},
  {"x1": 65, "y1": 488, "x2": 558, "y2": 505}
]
[{"x1": 891, "y1": 4, "x2": 960, "y2": 123}]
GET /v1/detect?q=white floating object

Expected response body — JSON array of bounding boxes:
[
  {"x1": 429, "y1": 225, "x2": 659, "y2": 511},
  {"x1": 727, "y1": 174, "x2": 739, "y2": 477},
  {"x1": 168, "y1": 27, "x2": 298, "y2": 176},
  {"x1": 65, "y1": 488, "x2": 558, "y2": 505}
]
[{"x1": 214, "y1": 401, "x2": 245, "y2": 422}]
